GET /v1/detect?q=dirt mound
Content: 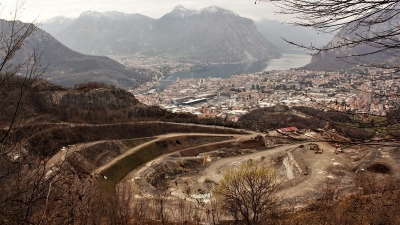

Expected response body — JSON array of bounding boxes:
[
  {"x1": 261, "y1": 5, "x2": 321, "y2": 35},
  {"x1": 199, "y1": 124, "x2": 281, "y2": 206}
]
[{"x1": 141, "y1": 158, "x2": 203, "y2": 188}]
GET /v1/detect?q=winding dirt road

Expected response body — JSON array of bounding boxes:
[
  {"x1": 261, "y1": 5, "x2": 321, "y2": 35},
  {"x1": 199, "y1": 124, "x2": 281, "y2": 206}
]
[{"x1": 93, "y1": 132, "x2": 253, "y2": 174}]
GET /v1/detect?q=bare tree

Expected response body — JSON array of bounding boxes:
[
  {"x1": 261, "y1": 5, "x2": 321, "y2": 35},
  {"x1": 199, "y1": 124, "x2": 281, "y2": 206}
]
[
  {"x1": 259, "y1": 0, "x2": 400, "y2": 68},
  {"x1": 215, "y1": 161, "x2": 280, "y2": 225},
  {"x1": 0, "y1": 2, "x2": 54, "y2": 224}
]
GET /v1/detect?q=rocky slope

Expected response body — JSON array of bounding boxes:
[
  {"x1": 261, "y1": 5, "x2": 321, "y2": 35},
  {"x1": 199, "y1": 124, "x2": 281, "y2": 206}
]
[
  {"x1": 42, "y1": 5, "x2": 281, "y2": 62},
  {"x1": 33, "y1": 81, "x2": 141, "y2": 110},
  {"x1": 0, "y1": 76, "x2": 144, "y2": 125}
]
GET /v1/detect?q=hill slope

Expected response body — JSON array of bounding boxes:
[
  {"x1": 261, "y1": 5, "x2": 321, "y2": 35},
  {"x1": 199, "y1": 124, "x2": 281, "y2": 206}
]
[
  {"x1": 1, "y1": 19, "x2": 149, "y2": 88},
  {"x1": 254, "y1": 19, "x2": 334, "y2": 52},
  {"x1": 306, "y1": 12, "x2": 400, "y2": 70}
]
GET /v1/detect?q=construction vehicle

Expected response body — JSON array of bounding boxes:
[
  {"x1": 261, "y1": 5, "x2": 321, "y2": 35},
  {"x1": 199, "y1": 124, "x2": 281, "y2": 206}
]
[
  {"x1": 315, "y1": 148, "x2": 323, "y2": 154},
  {"x1": 309, "y1": 143, "x2": 323, "y2": 154}
]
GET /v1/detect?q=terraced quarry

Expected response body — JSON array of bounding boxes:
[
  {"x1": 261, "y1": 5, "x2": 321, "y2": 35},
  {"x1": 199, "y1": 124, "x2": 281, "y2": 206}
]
[{"x1": 44, "y1": 122, "x2": 400, "y2": 223}]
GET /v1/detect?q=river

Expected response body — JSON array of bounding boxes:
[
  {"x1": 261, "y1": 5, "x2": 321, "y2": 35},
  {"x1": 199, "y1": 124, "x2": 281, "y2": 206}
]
[{"x1": 159, "y1": 51, "x2": 311, "y2": 88}]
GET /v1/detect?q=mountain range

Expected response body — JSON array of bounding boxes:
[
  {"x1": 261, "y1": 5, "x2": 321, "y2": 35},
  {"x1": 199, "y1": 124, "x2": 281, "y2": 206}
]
[
  {"x1": 0, "y1": 19, "x2": 149, "y2": 88},
  {"x1": 41, "y1": 5, "x2": 342, "y2": 64},
  {"x1": 42, "y1": 5, "x2": 281, "y2": 62},
  {"x1": 11, "y1": 4, "x2": 391, "y2": 91}
]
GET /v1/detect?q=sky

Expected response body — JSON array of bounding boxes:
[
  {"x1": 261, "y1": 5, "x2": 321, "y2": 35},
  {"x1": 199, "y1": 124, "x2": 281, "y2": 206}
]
[{"x1": 1, "y1": 0, "x2": 294, "y2": 23}]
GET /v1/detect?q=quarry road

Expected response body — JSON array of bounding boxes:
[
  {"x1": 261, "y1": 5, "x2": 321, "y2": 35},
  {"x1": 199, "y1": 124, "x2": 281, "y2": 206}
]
[
  {"x1": 45, "y1": 120, "x2": 258, "y2": 169},
  {"x1": 125, "y1": 140, "x2": 337, "y2": 205},
  {"x1": 199, "y1": 143, "x2": 301, "y2": 184},
  {"x1": 19, "y1": 121, "x2": 254, "y2": 135},
  {"x1": 277, "y1": 141, "x2": 338, "y2": 201},
  {"x1": 46, "y1": 141, "x2": 103, "y2": 169},
  {"x1": 93, "y1": 132, "x2": 257, "y2": 175}
]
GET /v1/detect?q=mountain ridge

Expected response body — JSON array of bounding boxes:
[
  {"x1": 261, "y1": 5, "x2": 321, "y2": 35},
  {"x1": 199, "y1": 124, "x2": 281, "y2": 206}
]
[{"x1": 41, "y1": 5, "x2": 281, "y2": 62}]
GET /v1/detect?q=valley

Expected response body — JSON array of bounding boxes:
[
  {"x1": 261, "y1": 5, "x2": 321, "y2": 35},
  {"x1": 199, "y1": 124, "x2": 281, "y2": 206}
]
[{"x1": 2, "y1": 1, "x2": 400, "y2": 224}]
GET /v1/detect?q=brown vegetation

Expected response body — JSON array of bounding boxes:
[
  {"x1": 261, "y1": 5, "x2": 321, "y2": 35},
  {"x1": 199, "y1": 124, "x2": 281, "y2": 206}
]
[{"x1": 282, "y1": 173, "x2": 400, "y2": 225}]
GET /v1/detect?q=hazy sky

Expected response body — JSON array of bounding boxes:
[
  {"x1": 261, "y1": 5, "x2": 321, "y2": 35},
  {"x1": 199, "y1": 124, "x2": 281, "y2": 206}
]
[{"x1": 1, "y1": 0, "x2": 293, "y2": 23}]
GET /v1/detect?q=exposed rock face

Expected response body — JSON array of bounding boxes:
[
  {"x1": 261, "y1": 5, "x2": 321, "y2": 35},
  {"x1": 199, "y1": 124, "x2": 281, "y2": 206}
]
[
  {"x1": 35, "y1": 87, "x2": 141, "y2": 110},
  {"x1": 42, "y1": 5, "x2": 281, "y2": 62}
]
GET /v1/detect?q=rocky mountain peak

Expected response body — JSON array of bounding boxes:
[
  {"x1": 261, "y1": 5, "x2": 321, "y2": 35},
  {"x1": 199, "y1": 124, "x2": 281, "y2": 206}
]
[
  {"x1": 44, "y1": 16, "x2": 73, "y2": 24},
  {"x1": 80, "y1": 10, "x2": 105, "y2": 19},
  {"x1": 102, "y1": 11, "x2": 130, "y2": 20},
  {"x1": 173, "y1": 4, "x2": 189, "y2": 12},
  {"x1": 169, "y1": 5, "x2": 195, "y2": 18},
  {"x1": 200, "y1": 5, "x2": 233, "y2": 15},
  {"x1": 203, "y1": 5, "x2": 220, "y2": 12}
]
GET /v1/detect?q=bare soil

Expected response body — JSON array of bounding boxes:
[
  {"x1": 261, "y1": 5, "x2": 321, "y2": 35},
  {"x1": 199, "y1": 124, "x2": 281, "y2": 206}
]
[{"x1": 120, "y1": 138, "x2": 400, "y2": 210}]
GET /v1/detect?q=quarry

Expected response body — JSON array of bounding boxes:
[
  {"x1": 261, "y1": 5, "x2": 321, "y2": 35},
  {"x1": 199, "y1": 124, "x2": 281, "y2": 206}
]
[
  {"x1": 4, "y1": 85, "x2": 400, "y2": 224},
  {"x1": 47, "y1": 125, "x2": 400, "y2": 222}
]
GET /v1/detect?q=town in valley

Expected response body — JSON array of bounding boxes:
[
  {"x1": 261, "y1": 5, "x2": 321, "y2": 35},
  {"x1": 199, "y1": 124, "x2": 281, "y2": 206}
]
[{"x1": 133, "y1": 67, "x2": 398, "y2": 121}]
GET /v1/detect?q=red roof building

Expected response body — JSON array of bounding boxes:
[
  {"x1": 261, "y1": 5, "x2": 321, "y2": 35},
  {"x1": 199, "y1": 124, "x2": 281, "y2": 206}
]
[{"x1": 277, "y1": 126, "x2": 298, "y2": 133}]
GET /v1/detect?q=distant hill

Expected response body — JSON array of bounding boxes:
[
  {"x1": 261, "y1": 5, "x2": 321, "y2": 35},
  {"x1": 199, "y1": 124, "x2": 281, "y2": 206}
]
[
  {"x1": 254, "y1": 19, "x2": 334, "y2": 52},
  {"x1": 306, "y1": 14, "x2": 400, "y2": 70},
  {"x1": 1, "y1": 19, "x2": 149, "y2": 88},
  {"x1": 0, "y1": 74, "x2": 171, "y2": 128},
  {"x1": 41, "y1": 5, "x2": 281, "y2": 62}
]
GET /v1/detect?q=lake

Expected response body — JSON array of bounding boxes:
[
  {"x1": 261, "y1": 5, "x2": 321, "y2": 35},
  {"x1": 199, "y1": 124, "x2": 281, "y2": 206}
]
[{"x1": 159, "y1": 51, "x2": 311, "y2": 88}]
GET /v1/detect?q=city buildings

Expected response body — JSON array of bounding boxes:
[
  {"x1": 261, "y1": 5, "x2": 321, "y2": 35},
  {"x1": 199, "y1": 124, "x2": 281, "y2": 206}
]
[{"x1": 132, "y1": 67, "x2": 399, "y2": 121}]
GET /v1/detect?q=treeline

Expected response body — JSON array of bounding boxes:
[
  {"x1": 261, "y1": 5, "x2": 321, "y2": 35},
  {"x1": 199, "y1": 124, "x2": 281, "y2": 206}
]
[
  {"x1": 238, "y1": 105, "x2": 400, "y2": 140},
  {"x1": 238, "y1": 105, "x2": 325, "y2": 132},
  {"x1": 292, "y1": 106, "x2": 352, "y2": 123},
  {"x1": 293, "y1": 106, "x2": 400, "y2": 140},
  {"x1": 163, "y1": 115, "x2": 241, "y2": 129},
  {"x1": 73, "y1": 81, "x2": 113, "y2": 91}
]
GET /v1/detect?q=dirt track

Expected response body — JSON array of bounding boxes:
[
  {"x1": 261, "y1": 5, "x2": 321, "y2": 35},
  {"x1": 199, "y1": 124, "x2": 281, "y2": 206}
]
[
  {"x1": 46, "y1": 121, "x2": 256, "y2": 171},
  {"x1": 93, "y1": 132, "x2": 251, "y2": 174},
  {"x1": 197, "y1": 143, "x2": 300, "y2": 184},
  {"x1": 278, "y1": 142, "x2": 345, "y2": 200},
  {"x1": 46, "y1": 141, "x2": 102, "y2": 168}
]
